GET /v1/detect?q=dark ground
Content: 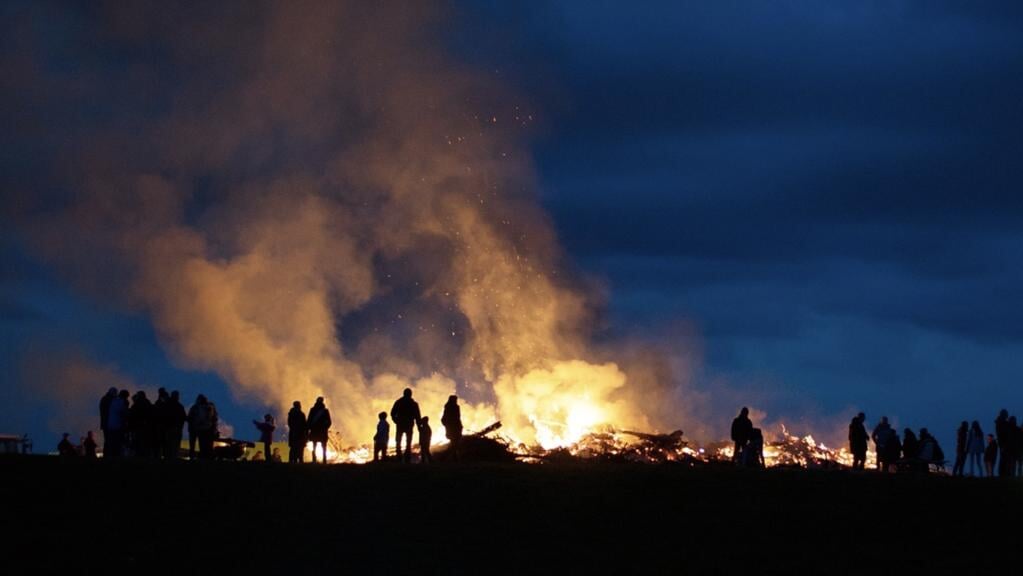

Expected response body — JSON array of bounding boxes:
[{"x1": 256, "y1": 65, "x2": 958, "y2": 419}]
[{"x1": 2, "y1": 456, "x2": 1020, "y2": 575}]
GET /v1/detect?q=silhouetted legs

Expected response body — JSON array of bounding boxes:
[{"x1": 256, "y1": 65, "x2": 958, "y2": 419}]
[{"x1": 395, "y1": 426, "x2": 413, "y2": 463}]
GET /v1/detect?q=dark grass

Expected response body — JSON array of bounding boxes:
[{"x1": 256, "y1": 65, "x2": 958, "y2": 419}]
[{"x1": 2, "y1": 455, "x2": 1020, "y2": 575}]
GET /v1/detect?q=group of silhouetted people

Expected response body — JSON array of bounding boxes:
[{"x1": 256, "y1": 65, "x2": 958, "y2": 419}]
[
  {"x1": 948, "y1": 409, "x2": 1023, "y2": 477},
  {"x1": 730, "y1": 407, "x2": 765, "y2": 468},
  {"x1": 95, "y1": 387, "x2": 219, "y2": 459},
  {"x1": 861, "y1": 410, "x2": 1023, "y2": 476},
  {"x1": 729, "y1": 406, "x2": 1023, "y2": 476},
  {"x1": 280, "y1": 397, "x2": 332, "y2": 463},
  {"x1": 373, "y1": 389, "x2": 463, "y2": 464},
  {"x1": 865, "y1": 415, "x2": 944, "y2": 473}
]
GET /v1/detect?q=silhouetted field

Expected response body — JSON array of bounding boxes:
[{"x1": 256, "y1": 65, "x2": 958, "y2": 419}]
[{"x1": 3, "y1": 455, "x2": 1018, "y2": 575}]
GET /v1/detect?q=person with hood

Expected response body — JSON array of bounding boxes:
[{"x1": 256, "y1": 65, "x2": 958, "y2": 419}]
[
  {"x1": 441, "y1": 395, "x2": 463, "y2": 461},
  {"x1": 307, "y1": 397, "x2": 332, "y2": 463},
  {"x1": 730, "y1": 407, "x2": 753, "y2": 464},
  {"x1": 287, "y1": 401, "x2": 308, "y2": 464},
  {"x1": 391, "y1": 388, "x2": 422, "y2": 463}
]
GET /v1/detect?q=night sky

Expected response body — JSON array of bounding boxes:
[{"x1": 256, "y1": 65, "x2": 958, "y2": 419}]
[{"x1": 3, "y1": 1, "x2": 1023, "y2": 453}]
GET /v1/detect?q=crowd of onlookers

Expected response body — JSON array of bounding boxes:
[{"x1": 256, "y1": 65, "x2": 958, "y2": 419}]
[
  {"x1": 55, "y1": 392, "x2": 1023, "y2": 476},
  {"x1": 729, "y1": 407, "x2": 1023, "y2": 476},
  {"x1": 55, "y1": 386, "x2": 465, "y2": 464}
]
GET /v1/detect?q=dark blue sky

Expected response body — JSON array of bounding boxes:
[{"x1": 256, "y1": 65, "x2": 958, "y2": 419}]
[{"x1": 3, "y1": 1, "x2": 1023, "y2": 451}]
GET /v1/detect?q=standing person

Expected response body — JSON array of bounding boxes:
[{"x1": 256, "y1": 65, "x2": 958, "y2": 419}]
[
  {"x1": 373, "y1": 412, "x2": 389, "y2": 463},
  {"x1": 418, "y1": 417, "x2": 432, "y2": 464},
  {"x1": 166, "y1": 391, "x2": 187, "y2": 459},
  {"x1": 441, "y1": 395, "x2": 463, "y2": 461},
  {"x1": 128, "y1": 391, "x2": 154, "y2": 458},
  {"x1": 902, "y1": 428, "x2": 919, "y2": 465},
  {"x1": 884, "y1": 429, "x2": 902, "y2": 473},
  {"x1": 58, "y1": 433, "x2": 77, "y2": 457},
  {"x1": 1017, "y1": 418, "x2": 1023, "y2": 476},
  {"x1": 390, "y1": 388, "x2": 422, "y2": 463},
  {"x1": 872, "y1": 416, "x2": 893, "y2": 472},
  {"x1": 105, "y1": 390, "x2": 130, "y2": 458},
  {"x1": 1010, "y1": 416, "x2": 1022, "y2": 477},
  {"x1": 153, "y1": 388, "x2": 170, "y2": 459},
  {"x1": 99, "y1": 387, "x2": 117, "y2": 456},
  {"x1": 849, "y1": 413, "x2": 868, "y2": 470},
  {"x1": 307, "y1": 397, "x2": 332, "y2": 463},
  {"x1": 253, "y1": 414, "x2": 275, "y2": 463},
  {"x1": 730, "y1": 407, "x2": 753, "y2": 464},
  {"x1": 984, "y1": 434, "x2": 998, "y2": 477},
  {"x1": 952, "y1": 421, "x2": 968, "y2": 477},
  {"x1": 186, "y1": 395, "x2": 203, "y2": 460},
  {"x1": 83, "y1": 431, "x2": 98, "y2": 458},
  {"x1": 966, "y1": 421, "x2": 985, "y2": 477},
  {"x1": 995, "y1": 409, "x2": 1012, "y2": 477},
  {"x1": 287, "y1": 401, "x2": 307, "y2": 464},
  {"x1": 743, "y1": 428, "x2": 765, "y2": 468},
  {"x1": 188, "y1": 395, "x2": 217, "y2": 460}
]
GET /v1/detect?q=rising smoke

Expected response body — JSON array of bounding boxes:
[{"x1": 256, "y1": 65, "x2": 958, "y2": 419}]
[{"x1": 10, "y1": 1, "x2": 698, "y2": 447}]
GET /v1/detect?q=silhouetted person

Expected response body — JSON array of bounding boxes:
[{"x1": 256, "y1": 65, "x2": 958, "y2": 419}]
[
  {"x1": 253, "y1": 414, "x2": 275, "y2": 463},
  {"x1": 849, "y1": 412, "x2": 868, "y2": 470},
  {"x1": 188, "y1": 395, "x2": 217, "y2": 460},
  {"x1": 441, "y1": 395, "x2": 463, "y2": 461},
  {"x1": 58, "y1": 433, "x2": 77, "y2": 457},
  {"x1": 984, "y1": 434, "x2": 998, "y2": 477},
  {"x1": 287, "y1": 401, "x2": 307, "y2": 464},
  {"x1": 419, "y1": 416, "x2": 432, "y2": 464},
  {"x1": 129, "y1": 391, "x2": 154, "y2": 458},
  {"x1": 105, "y1": 390, "x2": 130, "y2": 458},
  {"x1": 742, "y1": 428, "x2": 765, "y2": 468},
  {"x1": 967, "y1": 421, "x2": 984, "y2": 477},
  {"x1": 166, "y1": 391, "x2": 186, "y2": 459},
  {"x1": 884, "y1": 430, "x2": 901, "y2": 473},
  {"x1": 153, "y1": 388, "x2": 171, "y2": 458},
  {"x1": 730, "y1": 407, "x2": 753, "y2": 463},
  {"x1": 83, "y1": 431, "x2": 97, "y2": 458},
  {"x1": 995, "y1": 409, "x2": 1012, "y2": 477},
  {"x1": 872, "y1": 416, "x2": 893, "y2": 472},
  {"x1": 308, "y1": 397, "x2": 332, "y2": 463},
  {"x1": 902, "y1": 428, "x2": 919, "y2": 466},
  {"x1": 952, "y1": 421, "x2": 968, "y2": 476},
  {"x1": 1010, "y1": 416, "x2": 1022, "y2": 477},
  {"x1": 917, "y1": 428, "x2": 943, "y2": 471},
  {"x1": 99, "y1": 387, "x2": 117, "y2": 456},
  {"x1": 374, "y1": 412, "x2": 389, "y2": 462},
  {"x1": 391, "y1": 388, "x2": 422, "y2": 463}
]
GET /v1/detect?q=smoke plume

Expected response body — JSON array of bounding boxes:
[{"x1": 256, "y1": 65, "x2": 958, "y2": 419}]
[{"x1": 12, "y1": 1, "x2": 691, "y2": 447}]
